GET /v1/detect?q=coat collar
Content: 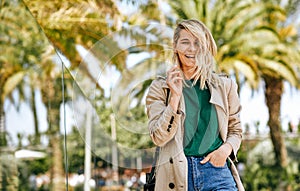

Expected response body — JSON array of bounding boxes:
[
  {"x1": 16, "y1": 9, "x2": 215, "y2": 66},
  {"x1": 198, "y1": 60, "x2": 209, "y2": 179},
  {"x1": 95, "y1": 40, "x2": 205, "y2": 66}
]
[
  {"x1": 207, "y1": 81, "x2": 227, "y2": 113},
  {"x1": 157, "y1": 75, "x2": 226, "y2": 114}
]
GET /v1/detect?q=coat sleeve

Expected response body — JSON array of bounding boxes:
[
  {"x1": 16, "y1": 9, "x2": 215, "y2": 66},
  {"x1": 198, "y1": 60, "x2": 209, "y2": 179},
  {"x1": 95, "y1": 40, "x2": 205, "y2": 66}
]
[
  {"x1": 225, "y1": 79, "x2": 243, "y2": 161},
  {"x1": 146, "y1": 79, "x2": 182, "y2": 147}
]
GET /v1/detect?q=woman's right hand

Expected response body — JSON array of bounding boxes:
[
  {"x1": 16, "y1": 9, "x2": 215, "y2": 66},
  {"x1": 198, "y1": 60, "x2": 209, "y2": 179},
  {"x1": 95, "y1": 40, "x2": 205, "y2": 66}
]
[{"x1": 166, "y1": 65, "x2": 183, "y2": 111}]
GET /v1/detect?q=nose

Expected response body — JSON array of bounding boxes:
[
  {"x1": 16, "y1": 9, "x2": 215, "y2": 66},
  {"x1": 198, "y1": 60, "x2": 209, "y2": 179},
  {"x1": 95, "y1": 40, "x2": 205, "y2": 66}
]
[{"x1": 188, "y1": 43, "x2": 197, "y2": 52}]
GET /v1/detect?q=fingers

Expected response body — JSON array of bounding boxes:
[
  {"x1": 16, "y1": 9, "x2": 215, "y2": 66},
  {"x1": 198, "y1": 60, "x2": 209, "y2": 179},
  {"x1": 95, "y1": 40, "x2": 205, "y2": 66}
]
[
  {"x1": 167, "y1": 71, "x2": 181, "y2": 82},
  {"x1": 167, "y1": 65, "x2": 180, "y2": 75},
  {"x1": 200, "y1": 153, "x2": 212, "y2": 164},
  {"x1": 167, "y1": 65, "x2": 182, "y2": 83},
  {"x1": 167, "y1": 69, "x2": 179, "y2": 79},
  {"x1": 166, "y1": 64, "x2": 183, "y2": 97},
  {"x1": 200, "y1": 151, "x2": 227, "y2": 167}
]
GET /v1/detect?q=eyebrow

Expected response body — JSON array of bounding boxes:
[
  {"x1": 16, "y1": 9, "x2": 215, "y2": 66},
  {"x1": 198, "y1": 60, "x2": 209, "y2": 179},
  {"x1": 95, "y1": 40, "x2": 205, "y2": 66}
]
[
  {"x1": 180, "y1": 38, "x2": 190, "y2": 41},
  {"x1": 179, "y1": 38, "x2": 199, "y2": 42}
]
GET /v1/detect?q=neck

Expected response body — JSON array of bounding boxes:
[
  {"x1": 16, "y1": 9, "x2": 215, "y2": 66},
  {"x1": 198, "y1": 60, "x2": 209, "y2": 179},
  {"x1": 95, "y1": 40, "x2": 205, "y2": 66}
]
[{"x1": 182, "y1": 66, "x2": 197, "y2": 80}]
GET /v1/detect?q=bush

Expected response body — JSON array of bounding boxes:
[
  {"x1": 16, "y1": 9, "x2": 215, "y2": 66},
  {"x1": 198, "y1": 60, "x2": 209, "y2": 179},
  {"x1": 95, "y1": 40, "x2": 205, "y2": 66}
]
[{"x1": 241, "y1": 163, "x2": 299, "y2": 191}]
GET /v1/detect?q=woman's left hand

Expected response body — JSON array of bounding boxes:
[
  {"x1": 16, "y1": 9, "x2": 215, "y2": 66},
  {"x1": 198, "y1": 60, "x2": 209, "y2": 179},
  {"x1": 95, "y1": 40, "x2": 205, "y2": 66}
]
[{"x1": 200, "y1": 143, "x2": 232, "y2": 167}]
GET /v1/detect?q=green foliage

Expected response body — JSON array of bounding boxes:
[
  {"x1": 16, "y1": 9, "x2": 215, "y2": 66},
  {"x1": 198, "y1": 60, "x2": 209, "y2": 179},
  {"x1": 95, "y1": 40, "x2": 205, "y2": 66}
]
[
  {"x1": 117, "y1": 105, "x2": 154, "y2": 149},
  {"x1": 27, "y1": 158, "x2": 50, "y2": 175},
  {"x1": 96, "y1": 97, "x2": 152, "y2": 150},
  {"x1": 66, "y1": 118, "x2": 111, "y2": 173},
  {"x1": 0, "y1": 152, "x2": 18, "y2": 191},
  {"x1": 17, "y1": 157, "x2": 50, "y2": 191},
  {"x1": 168, "y1": 0, "x2": 300, "y2": 90},
  {"x1": 66, "y1": 126, "x2": 85, "y2": 173},
  {"x1": 0, "y1": 0, "x2": 51, "y2": 146},
  {"x1": 238, "y1": 136, "x2": 300, "y2": 190},
  {"x1": 0, "y1": 0, "x2": 45, "y2": 93},
  {"x1": 242, "y1": 163, "x2": 299, "y2": 191},
  {"x1": 23, "y1": 0, "x2": 123, "y2": 70}
]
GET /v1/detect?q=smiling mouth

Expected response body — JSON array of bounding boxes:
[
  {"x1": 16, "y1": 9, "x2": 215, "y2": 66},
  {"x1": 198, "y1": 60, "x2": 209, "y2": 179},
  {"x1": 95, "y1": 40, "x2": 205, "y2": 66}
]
[{"x1": 185, "y1": 55, "x2": 195, "y2": 58}]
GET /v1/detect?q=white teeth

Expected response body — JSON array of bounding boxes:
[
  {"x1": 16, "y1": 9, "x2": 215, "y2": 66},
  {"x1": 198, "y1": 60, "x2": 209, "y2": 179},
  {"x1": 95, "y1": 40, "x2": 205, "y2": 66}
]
[{"x1": 185, "y1": 55, "x2": 195, "y2": 58}]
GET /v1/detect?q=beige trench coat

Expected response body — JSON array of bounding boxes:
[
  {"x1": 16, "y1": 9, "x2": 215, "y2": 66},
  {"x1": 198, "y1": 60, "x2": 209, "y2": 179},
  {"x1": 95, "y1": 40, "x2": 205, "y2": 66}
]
[{"x1": 146, "y1": 74, "x2": 245, "y2": 191}]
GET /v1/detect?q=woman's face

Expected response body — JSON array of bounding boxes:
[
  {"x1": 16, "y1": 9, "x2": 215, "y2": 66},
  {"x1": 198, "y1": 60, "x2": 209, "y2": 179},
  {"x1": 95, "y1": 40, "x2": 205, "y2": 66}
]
[{"x1": 175, "y1": 29, "x2": 200, "y2": 70}]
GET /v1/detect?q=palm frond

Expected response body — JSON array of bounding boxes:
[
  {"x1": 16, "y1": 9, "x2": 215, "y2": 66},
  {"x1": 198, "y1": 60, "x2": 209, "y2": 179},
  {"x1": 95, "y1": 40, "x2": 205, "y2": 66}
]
[
  {"x1": 224, "y1": 3, "x2": 285, "y2": 39},
  {"x1": 2, "y1": 71, "x2": 25, "y2": 102},
  {"x1": 219, "y1": 57, "x2": 260, "y2": 89},
  {"x1": 254, "y1": 56, "x2": 298, "y2": 85}
]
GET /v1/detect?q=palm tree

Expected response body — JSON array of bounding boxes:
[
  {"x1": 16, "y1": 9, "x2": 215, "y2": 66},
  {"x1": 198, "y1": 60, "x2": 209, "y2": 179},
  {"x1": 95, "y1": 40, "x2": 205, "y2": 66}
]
[
  {"x1": 0, "y1": 0, "x2": 51, "y2": 189},
  {"x1": 23, "y1": 0, "x2": 125, "y2": 70},
  {"x1": 23, "y1": 0, "x2": 174, "y2": 161},
  {"x1": 20, "y1": 0, "x2": 170, "y2": 189},
  {"x1": 0, "y1": 0, "x2": 49, "y2": 147},
  {"x1": 168, "y1": 0, "x2": 300, "y2": 168},
  {"x1": 41, "y1": 68, "x2": 66, "y2": 191},
  {"x1": 0, "y1": 0, "x2": 23, "y2": 147},
  {"x1": 16, "y1": 1, "x2": 124, "y2": 190},
  {"x1": 257, "y1": 0, "x2": 300, "y2": 167}
]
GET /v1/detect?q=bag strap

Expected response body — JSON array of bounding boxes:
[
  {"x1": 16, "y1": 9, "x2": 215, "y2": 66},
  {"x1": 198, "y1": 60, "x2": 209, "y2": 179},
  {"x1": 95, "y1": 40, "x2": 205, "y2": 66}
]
[{"x1": 165, "y1": 88, "x2": 170, "y2": 106}]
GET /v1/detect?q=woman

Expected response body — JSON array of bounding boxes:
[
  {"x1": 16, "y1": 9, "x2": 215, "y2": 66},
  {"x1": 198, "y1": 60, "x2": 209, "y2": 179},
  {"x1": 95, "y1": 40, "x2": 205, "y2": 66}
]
[{"x1": 146, "y1": 19, "x2": 244, "y2": 191}]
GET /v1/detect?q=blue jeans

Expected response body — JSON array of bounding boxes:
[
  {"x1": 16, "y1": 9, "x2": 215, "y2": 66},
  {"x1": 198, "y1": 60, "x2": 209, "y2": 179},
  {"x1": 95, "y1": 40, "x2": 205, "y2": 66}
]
[{"x1": 187, "y1": 156, "x2": 237, "y2": 191}]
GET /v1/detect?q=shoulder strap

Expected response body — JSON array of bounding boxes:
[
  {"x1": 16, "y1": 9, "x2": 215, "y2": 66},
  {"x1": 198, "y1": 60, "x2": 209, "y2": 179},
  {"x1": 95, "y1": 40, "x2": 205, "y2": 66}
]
[
  {"x1": 151, "y1": 147, "x2": 160, "y2": 168},
  {"x1": 165, "y1": 88, "x2": 170, "y2": 106}
]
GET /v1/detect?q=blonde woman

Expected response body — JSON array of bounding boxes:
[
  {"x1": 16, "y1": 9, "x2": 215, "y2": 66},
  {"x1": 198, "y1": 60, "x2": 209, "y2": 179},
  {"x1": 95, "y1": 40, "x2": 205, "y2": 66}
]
[{"x1": 146, "y1": 19, "x2": 244, "y2": 191}]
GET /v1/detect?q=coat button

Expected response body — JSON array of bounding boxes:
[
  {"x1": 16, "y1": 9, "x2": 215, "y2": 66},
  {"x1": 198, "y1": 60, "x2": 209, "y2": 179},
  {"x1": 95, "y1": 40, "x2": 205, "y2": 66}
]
[
  {"x1": 167, "y1": 125, "x2": 172, "y2": 132},
  {"x1": 169, "y1": 183, "x2": 175, "y2": 189},
  {"x1": 169, "y1": 116, "x2": 174, "y2": 124},
  {"x1": 169, "y1": 157, "x2": 173, "y2": 164}
]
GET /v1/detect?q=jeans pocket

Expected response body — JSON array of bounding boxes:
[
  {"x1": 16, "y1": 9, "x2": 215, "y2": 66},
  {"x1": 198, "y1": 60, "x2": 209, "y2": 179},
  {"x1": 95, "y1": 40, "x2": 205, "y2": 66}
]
[{"x1": 207, "y1": 161, "x2": 227, "y2": 169}]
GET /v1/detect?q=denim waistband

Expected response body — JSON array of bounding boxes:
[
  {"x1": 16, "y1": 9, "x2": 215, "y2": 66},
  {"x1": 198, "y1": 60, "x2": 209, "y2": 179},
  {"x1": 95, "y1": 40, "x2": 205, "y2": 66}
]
[
  {"x1": 186, "y1": 156, "x2": 205, "y2": 161},
  {"x1": 186, "y1": 155, "x2": 231, "y2": 167}
]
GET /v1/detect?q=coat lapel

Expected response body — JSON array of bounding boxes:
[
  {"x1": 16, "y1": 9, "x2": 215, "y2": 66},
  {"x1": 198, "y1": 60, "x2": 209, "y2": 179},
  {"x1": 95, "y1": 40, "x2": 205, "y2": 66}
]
[
  {"x1": 207, "y1": 82, "x2": 227, "y2": 114},
  {"x1": 207, "y1": 81, "x2": 228, "y2": 141}
]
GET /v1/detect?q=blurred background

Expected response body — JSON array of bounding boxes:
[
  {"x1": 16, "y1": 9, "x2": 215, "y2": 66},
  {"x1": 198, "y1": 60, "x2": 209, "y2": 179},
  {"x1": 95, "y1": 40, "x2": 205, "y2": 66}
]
[{"x1": 1, "y1": 0, "x2": 300, "y2": 190}]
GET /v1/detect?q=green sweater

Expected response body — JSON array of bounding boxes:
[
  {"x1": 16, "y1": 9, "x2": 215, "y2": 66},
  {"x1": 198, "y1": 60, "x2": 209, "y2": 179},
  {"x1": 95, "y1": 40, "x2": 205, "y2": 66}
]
[{"x1": 183, "y1": 80, "x2": 223, "y2": 157}]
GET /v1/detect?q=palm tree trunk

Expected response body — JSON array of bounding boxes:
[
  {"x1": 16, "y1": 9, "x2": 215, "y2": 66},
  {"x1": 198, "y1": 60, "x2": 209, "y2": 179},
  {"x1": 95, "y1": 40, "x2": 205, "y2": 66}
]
[
  {"x1": 42, "y1": 79, "x2": 65, "y2": 191},
  {"x1": 48, "y1": 102, "x2": 65, "y2": 191},
  {"x1": 31, "y1": 87, "x2": 40, "y2": 145},
  {"x1": 0, "y1": 101, "x2": 4, "y2": 190},
  {"x1": 264, "y1": 76, "x2": 288, "y2": 168},
  {"x1": 0, "y1": 104, "x2": 7, "y2": 147},
  {"x1": 49, "y1": 134, "x2": 65, "y2": 191}
]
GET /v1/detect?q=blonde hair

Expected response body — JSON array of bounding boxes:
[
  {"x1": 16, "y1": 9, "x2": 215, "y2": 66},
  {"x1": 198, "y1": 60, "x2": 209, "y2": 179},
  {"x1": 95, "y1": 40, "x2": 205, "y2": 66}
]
[{"x1": 173, "y1": 19, "x2": 220, "y2": 89}]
